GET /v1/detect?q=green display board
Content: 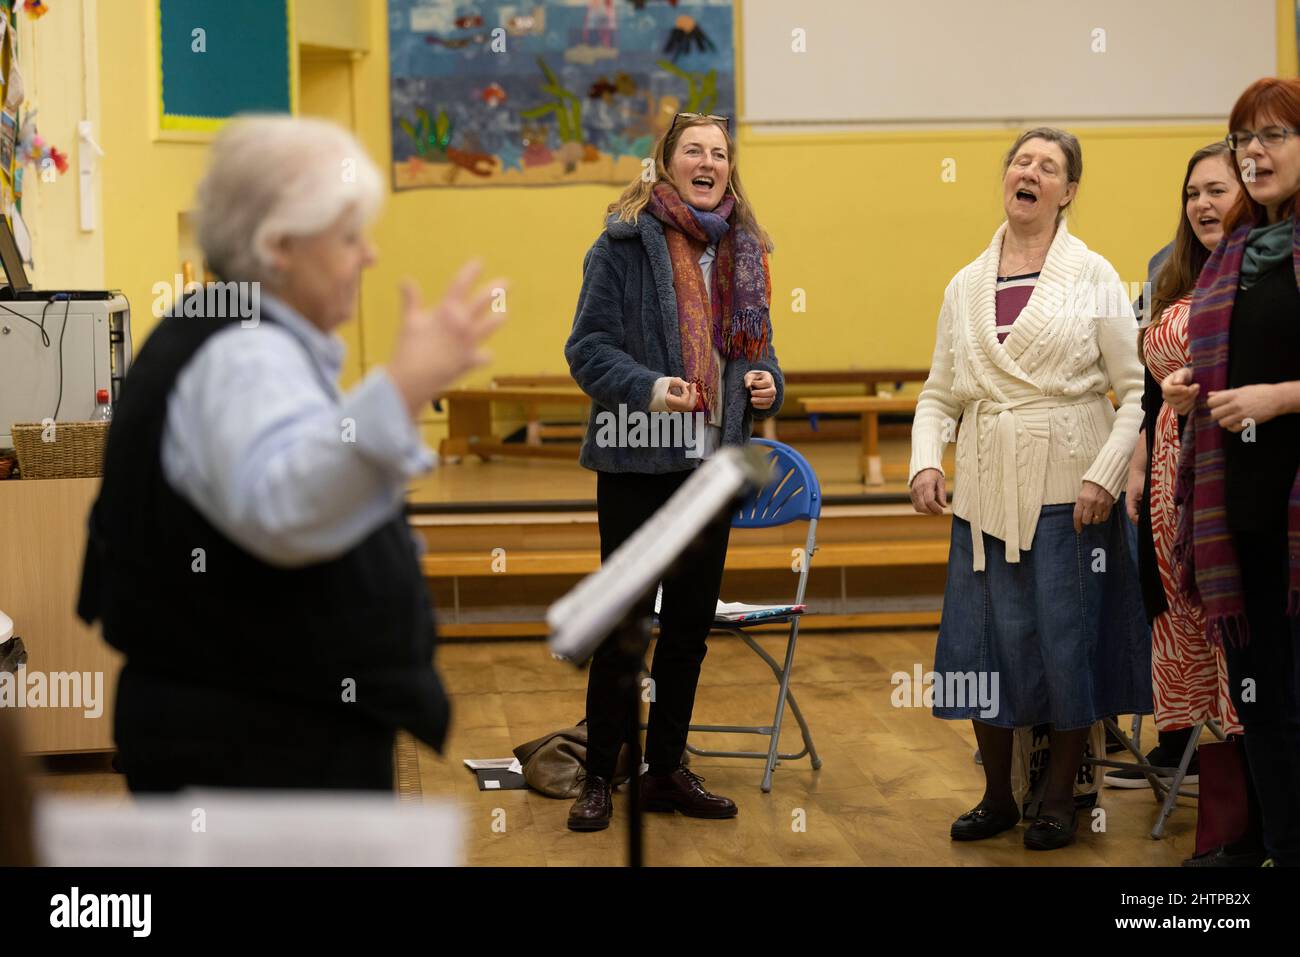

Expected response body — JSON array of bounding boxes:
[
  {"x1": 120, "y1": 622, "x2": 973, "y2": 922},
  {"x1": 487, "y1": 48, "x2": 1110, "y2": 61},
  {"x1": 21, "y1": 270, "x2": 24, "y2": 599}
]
[{"x1": 157, "y1": 0, "x2": 295, "y2": 133}]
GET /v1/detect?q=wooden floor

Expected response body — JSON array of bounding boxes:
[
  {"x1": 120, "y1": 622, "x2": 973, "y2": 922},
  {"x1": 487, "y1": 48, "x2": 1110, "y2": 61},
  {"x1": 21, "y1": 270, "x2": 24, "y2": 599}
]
[
  {"x1": 407, "y1": 436, "x2": 942, "y2": 507},
  {"x1": 32, "y1": 629, "x2": 1199, "y2": 867}
]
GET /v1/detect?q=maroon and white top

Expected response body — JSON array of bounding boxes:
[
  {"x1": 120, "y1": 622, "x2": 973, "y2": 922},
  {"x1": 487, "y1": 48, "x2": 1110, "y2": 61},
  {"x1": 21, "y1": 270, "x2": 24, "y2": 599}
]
[{"x1": 994, "y1": 271, "x2": 1039, "y2": 344}]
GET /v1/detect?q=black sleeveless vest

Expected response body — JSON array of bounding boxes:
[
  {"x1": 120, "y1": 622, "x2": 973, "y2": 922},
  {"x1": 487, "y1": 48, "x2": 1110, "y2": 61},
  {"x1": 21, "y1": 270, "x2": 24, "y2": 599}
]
[{"x1": 77, "y1": 308, "x2": 449, "y2": 752}]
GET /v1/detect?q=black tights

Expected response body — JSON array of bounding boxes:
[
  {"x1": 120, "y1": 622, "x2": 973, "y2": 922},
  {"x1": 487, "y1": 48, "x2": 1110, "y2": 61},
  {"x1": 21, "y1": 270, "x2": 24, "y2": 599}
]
[{"x1": 974, "y1": 720, "x2": 1090, "y2": 821}]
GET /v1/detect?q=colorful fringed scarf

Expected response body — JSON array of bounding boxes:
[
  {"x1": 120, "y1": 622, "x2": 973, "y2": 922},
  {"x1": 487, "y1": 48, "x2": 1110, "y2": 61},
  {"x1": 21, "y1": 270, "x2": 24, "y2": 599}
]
[
  {"x1": 645, "y1": 181, "x2": 771, "y2": 415},
  {"x1": 1173, "y1": 216, "x2": 1300, "y2": 647}
]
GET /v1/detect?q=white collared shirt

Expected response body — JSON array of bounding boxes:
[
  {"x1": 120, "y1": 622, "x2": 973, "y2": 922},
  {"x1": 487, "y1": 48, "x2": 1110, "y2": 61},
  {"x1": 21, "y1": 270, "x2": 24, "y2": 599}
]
[{"x1": 161, "y1": 293, "x2": 435, "y2": 567}]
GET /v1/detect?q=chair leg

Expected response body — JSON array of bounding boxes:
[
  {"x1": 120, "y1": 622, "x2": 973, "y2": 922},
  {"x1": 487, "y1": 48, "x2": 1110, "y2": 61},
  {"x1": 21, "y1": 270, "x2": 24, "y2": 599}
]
[
  {"x1": 781, "y1": 686, "x2": 822, "y2": 770},
  {"x1": 1101, "y1": 717, "x2": 1170, "y2": 804},
  {"x1": 761, "y1": 631, "x2": 801, "y2": 793},
  {"x1": 736, "y1": 628, "x2": 821, "y2": 783},
  {"x1": 1152, "y1": 722, "x2": 1202, "y2": 840},
  {"x1": 678, "y1": 624, "x2": 821, "y2": 791}
]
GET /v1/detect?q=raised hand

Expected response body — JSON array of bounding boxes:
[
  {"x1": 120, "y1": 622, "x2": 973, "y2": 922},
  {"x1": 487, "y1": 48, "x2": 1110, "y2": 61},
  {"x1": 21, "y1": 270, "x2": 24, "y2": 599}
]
[{"x1": 388, "y1": 260, "x2": 508, "y2": 418}]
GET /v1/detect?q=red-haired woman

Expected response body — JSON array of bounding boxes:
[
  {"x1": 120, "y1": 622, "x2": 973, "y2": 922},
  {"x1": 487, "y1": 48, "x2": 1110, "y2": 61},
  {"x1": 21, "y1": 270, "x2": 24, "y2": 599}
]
[{"x1": 1164, "y1": 77, "x2": 1300, "y2": 866}]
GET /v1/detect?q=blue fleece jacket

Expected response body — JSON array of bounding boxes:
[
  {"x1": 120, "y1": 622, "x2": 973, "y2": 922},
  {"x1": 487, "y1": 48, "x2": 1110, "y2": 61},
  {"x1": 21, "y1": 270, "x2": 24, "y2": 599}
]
[{"x1": 564, "y1": 214, "x2": 784, "y2": 474}]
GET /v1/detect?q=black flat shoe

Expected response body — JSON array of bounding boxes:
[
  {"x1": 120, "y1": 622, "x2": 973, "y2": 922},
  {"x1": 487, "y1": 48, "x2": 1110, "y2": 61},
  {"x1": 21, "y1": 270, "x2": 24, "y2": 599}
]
[
  {"x1": 950, "y1": 803, "x2": 1020, "y2": 841},
  {"x1": 1024, "y1": 810, "x2": 1077, "y2": 850},
  {"x1": 1183, "y1": 845, "x2": 1267, "y2": 868}
]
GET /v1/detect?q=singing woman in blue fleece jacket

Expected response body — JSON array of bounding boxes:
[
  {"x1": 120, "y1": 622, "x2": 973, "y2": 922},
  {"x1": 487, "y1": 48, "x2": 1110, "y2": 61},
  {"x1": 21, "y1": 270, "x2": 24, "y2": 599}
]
[{"x1": 563, "y1": 113, "x2": 783, "y2": 832}]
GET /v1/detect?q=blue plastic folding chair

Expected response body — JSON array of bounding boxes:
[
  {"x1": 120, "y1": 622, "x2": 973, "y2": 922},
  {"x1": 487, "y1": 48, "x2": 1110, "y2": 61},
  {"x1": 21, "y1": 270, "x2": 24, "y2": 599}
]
[{"x1": 684, "y1": 438, "x2": 824, "y2": 792}]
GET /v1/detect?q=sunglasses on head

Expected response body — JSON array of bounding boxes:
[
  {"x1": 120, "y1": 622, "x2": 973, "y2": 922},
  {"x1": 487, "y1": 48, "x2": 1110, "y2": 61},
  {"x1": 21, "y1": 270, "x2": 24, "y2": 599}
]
[{"x1": 667, "y1": 112, "x2": 731, "y2": 139}]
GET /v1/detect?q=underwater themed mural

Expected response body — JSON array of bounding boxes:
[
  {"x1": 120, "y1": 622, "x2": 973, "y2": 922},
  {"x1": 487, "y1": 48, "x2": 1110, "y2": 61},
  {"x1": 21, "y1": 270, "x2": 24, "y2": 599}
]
[{"x1": 388, "y1": 0, "x2": 736, "y2": 188}]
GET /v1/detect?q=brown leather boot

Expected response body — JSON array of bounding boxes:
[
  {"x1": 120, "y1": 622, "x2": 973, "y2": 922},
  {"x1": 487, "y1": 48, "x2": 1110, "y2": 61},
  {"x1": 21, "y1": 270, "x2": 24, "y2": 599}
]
[
  {"x1": 567, "y1": 773, "x2": 613, "y2": 831},
  {"x1": 641, "y1": 765, "x2": 738, "y2": 819}
]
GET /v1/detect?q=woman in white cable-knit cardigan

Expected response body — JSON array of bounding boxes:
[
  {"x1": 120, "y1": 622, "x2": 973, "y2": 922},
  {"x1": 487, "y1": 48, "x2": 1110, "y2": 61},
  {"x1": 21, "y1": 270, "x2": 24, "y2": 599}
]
[{"x1": 909, "y1": 128, "x2": 1152, "y2": 851}]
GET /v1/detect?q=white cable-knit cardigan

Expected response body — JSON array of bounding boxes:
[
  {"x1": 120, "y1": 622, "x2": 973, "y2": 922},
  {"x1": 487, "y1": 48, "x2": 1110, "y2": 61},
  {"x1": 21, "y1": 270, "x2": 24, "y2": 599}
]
[{"x1": 909, "y1": 220, "x2": 1144, "y2": 571}]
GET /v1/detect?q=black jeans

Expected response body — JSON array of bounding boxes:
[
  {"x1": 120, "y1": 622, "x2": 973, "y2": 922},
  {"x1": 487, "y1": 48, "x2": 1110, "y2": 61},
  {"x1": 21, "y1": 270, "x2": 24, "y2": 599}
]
[
  {"x1": 584, "y1": 469, "x2": 732, "y2": 779},
  {"x1": 1222, "y1": 529, "x2": 1300, "y2": 864}
]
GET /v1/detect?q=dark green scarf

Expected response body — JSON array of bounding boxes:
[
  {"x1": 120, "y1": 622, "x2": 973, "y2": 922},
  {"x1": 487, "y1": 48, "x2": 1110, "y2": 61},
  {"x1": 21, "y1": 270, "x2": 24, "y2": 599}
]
[{"x1": 1240, "y1": 216, "x2": 1294, "y2": 288}]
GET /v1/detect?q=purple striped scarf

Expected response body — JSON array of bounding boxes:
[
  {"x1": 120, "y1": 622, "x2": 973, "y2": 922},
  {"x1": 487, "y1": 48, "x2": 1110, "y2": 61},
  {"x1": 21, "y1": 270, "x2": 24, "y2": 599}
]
[{"x1": 1173, "y1": 217, "x2": 1300, "y2": 646}]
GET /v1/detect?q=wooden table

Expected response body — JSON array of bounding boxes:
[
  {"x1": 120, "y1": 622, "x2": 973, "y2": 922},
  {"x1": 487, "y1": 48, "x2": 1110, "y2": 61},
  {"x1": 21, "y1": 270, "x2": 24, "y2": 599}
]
[
  {"x1": 495, "y1": 369, "x2": 929, "y2": 388},
  {"x1": 761, "y1": 370, "x2": 927, "y2": 440},
  {"x1": 438, "y1": 387, "x2": 589, "y2": 460},
  {"x1": 799, "y1": 396, "x2": 918, "y2": 485},
  {"x1": 483, "y1": 371, "x2": 930, "y2": 445}
]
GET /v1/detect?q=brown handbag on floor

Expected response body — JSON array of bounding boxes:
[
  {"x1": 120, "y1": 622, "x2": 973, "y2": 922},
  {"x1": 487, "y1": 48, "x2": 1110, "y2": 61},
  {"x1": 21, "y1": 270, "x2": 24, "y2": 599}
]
[
  {"x1": 0, "y1": 636, "x2": 27, "y2": 673},
  {"x1": 512, "y1": 720, "x2": 633, "y2": 798}
]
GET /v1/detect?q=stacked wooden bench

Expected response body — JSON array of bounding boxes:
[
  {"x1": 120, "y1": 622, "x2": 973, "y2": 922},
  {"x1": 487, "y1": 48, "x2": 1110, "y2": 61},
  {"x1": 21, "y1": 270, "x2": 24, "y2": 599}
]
[{"x1": 413, "y1": 506, "x2": 953, "y2": 639}]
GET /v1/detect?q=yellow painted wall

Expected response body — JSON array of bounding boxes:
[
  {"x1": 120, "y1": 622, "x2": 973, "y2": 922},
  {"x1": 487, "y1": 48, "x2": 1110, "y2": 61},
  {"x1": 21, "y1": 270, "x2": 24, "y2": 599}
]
[
  {"x1": 91, "y1": 0, "x2": 1298, "y2": 447},
  {"x1": 742, "y1": 125, "x2": 1226, "y2": 368},
  {"x1": 296, "y1": 0, "x2": 369, "y2": 53},
  {"x1": 13, "y1": 0, "x2": 104, "y2": 291},
  {"x1": 98, "y1": 0, "x2": 210, "y2": 339},
  {"x1": 298, "y1": 49, "x2": 366, "y2": 387}
]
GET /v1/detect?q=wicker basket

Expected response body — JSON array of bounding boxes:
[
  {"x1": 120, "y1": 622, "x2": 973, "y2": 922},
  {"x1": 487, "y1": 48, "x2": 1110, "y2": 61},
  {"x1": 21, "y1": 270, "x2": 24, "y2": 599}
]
[{"x1": 10, "y1": 420, "x2": 109, "y2": 479}]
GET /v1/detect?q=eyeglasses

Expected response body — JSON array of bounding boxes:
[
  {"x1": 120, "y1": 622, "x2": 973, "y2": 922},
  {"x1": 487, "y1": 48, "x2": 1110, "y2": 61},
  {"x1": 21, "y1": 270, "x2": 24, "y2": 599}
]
[
  {"x1": 667, "y1": 112, "x2": 731, "y2": 139},
  {"x1": 1225, "y1": 126, "x2": 1300, "y2": 151}
]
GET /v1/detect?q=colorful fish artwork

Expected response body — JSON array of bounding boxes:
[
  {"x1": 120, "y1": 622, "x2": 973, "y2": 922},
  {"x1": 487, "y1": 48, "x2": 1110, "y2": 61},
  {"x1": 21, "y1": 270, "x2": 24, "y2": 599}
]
[
  {"x1": 388, "y1": 0, "x2": 734, "y2": 188},
  {"x1": 604, "y1": 132, "x2": 653, "y2": 161},
  {"x1": 663, "y1": 14, "x2": 715, "y2": 61},
  {"x1": 589, "y1": 70, "x2": 640, "y2": 101},
  {"x1": 588, "y1": 76, "x2": 617, "y2": 100},
  {"x1": 452, "y1": 5, "x2": 483, "y2": 28},
  {"x1": 447, "y1": 147, "x2": 495, "y2": 176},
  {"x1": 520, "y1": 125, "x2": 555, "y2": 167},
  {"x1": 478, "y1": 82, "x2": 507, "y2": 107},
  {"x1": 496, "y1": 139, "x2": 525, "y2": 173},
  {"x1": 505, "y1": 8, "x2": 545, "y2": 36}
]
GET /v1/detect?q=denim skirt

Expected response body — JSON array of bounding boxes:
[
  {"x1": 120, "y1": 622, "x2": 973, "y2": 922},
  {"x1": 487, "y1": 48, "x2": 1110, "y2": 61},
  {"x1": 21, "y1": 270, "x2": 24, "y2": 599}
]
[{"x1": 932, "y1": 501, "x2": 1153, "y2": 730}]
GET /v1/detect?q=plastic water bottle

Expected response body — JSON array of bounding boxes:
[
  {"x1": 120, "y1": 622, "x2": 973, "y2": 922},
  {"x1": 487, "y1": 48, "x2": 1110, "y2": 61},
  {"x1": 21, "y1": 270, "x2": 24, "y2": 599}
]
[{"x1": 90, "y1": 388, "x2": 112, "y2": 422}]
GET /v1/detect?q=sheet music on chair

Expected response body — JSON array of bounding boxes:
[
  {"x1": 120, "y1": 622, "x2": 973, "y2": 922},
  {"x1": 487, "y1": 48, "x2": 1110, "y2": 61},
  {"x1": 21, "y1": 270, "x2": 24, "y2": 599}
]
[{"x1": 547, "y1": 446, "x2": 773, "y2": 665}]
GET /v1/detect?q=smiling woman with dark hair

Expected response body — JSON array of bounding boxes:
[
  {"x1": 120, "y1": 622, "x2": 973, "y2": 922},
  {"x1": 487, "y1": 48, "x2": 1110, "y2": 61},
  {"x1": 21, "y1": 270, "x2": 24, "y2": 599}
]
[
  {"x1": 910, "y1": 127, "x2": 1150, "y2": 851},
  {"x1": 1112, "y1": 143, "x2": 1244, "y2": 800}
]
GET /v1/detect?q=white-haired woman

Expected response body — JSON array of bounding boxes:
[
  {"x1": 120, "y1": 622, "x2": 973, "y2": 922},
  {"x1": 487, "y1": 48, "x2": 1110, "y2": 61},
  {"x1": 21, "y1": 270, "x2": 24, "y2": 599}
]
[{"x1": 78, "y1": 116, "x2": 505, "y2": 791}]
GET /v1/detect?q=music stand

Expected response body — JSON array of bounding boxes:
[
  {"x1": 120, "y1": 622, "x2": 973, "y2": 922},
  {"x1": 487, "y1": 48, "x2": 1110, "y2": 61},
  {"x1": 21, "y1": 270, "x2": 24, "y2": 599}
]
[{"x1": 547, "y1": 445, "x2": 772, "y2": 866}]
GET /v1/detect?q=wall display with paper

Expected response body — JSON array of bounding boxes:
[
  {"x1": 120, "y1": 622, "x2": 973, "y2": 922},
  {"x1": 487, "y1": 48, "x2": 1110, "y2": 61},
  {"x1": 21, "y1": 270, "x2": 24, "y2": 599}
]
[
  {"x1": 388, "y1": 0, "x2": 736, "y2": 189},
  {"x1": 155, "y1": 0, "x2": 296, "y2": 134}
]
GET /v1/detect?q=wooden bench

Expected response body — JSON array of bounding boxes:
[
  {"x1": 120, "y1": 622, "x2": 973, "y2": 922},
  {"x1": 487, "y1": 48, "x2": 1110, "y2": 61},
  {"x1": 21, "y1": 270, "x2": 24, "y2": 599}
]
[
  {"x1": 421, "y1": 536, "x2": 952, "y2": 637},
  {"x1": 422, "y1": 539, "x2": 949, "y2": 578},
  {"x1": 488, "y1": 371, "x2": 928, "y2": 446},
  {"x1": 438, "y1": 386, "x2": 589, "y2": 459},
  {"x1": 799, "y1": 396, "x2": 919, "y2": 485}
]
